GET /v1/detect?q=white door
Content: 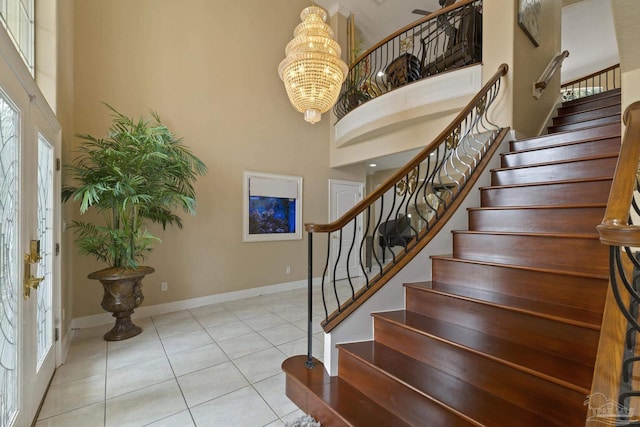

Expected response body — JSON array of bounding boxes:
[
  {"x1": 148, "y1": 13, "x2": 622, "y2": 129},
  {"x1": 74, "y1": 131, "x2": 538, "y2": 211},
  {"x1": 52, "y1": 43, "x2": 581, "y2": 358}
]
[
  {"x1": 329, "y1": 180, "x2": 364, "y2": 280},
  {"x1": 0, "y1": 26, "x2": 60, "y2": 427}
]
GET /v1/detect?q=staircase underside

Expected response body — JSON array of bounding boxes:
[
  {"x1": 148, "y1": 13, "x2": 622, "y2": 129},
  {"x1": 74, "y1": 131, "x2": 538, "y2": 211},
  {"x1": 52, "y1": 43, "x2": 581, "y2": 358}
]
[{"x1": 283, "y1": 89, "x2": 621, "y2": 426}]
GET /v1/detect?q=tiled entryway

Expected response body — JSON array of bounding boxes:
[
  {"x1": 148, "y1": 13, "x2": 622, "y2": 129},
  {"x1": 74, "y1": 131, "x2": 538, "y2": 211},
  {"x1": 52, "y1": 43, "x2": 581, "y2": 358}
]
[{"x1": 35, "y1": 287, "x2": 327, "y2": 427}]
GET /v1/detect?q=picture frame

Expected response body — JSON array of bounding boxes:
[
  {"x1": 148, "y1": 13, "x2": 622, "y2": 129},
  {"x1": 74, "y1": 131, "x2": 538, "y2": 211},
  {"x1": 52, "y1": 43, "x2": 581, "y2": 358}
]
[
  {"x1": 243, "y1": 171, "x2": 303, "y2": 242},
  {"x1": 518, "y1": 0, "x2": 541, "y2": 47}
]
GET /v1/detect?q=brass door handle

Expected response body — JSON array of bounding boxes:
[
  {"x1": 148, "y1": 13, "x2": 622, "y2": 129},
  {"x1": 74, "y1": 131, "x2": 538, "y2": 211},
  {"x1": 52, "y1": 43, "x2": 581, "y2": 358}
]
[
  {"x1": 23, "y1": 241, "x2": 44, "y2": 300},
  {"x1": 24, "y1": 275, "x2": 44, "y2": 299}
]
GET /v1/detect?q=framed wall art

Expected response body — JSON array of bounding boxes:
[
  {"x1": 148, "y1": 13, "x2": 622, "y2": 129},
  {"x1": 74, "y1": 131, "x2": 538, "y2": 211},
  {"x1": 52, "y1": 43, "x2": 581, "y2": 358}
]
[
  {"x1": 518, "y1": 0, "x2": 541, "y2": 47},
  {"x1": 243, "y1": 171, "x2": 303, "y2": 242}
]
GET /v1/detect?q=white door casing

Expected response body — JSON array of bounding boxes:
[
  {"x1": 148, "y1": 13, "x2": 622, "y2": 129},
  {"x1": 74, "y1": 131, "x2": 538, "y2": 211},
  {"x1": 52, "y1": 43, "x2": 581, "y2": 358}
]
[{"x1": 329, "y1": 179, "x2": 364, "y2": 281}]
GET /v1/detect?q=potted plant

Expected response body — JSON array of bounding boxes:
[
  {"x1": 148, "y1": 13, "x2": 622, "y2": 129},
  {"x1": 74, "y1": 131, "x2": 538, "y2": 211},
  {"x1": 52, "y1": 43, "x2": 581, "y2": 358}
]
[{"x1": 62, "y1": 105, "x2": 207, "y2": 340}]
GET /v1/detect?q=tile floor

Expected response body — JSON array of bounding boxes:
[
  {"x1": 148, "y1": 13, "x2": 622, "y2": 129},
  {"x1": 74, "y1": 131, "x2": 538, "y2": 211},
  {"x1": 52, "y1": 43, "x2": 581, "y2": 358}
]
[{"x1": 35, "y1": 286, "x2": 333, "y2": 427}]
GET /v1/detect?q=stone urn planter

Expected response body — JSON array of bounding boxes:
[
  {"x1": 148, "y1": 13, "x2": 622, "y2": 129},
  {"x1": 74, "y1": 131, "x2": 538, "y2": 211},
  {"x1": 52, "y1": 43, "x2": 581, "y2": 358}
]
[{"x1": 88, "y1": 266, "x2": 155, "y2": 341}]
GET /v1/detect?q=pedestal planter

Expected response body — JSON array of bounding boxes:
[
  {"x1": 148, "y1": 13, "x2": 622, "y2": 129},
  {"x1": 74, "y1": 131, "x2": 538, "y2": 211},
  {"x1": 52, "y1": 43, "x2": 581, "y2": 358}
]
[{"x1": 88, "y1": 266, "x2": 155, "y2": 341}]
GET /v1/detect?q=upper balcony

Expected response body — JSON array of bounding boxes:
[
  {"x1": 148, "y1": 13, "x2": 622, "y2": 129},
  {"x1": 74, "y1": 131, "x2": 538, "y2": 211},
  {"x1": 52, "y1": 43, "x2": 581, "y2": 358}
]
[{"x1": 329, "y1": 0, "x2": 485, "y2": 165}]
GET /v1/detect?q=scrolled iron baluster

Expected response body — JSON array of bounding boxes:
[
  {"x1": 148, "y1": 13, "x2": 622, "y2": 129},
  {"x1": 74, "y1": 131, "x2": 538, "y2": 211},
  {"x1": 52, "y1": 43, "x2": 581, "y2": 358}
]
[{"x1": 446, "y1": 125, "x2": 461, "y2": 150}]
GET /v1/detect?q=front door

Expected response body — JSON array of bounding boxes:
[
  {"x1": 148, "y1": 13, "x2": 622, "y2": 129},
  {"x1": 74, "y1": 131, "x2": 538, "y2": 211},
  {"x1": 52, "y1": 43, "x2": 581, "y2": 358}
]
[
  {"x1": 0, "y1": 26, "x2": 60, "y2": 427},
  {"x1": 329, "y1": 180, "x2": 364, "y2": 280}
]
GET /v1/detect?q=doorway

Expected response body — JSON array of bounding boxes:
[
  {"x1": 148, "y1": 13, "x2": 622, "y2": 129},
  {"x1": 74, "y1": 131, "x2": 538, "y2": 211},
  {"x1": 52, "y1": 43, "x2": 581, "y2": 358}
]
[{"x1": 0, "y1": 26, "x2": 61, "y2": 426}]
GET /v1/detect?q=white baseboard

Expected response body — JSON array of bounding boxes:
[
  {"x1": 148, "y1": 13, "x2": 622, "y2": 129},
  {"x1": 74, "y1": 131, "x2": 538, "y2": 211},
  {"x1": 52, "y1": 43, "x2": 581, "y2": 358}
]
[
  {"x1": 70, "y1": 278, "x2": 320, "y2": 330},
  {"x1": 57, "y1": 327, "x2": 74, "y2": 366}
]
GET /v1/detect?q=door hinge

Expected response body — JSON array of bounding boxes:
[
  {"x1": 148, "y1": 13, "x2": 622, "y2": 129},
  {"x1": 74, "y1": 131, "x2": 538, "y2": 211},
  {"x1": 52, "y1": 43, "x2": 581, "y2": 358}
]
[
  {"x1": 55, "y1": 328, "x2": 59, "y2": 341},
  {"x1": 56, "y1": 158, "x2": 61, "y2": 171},
  {"x1": 55, "y1": 243, "x2": 60, "y2": 256}
]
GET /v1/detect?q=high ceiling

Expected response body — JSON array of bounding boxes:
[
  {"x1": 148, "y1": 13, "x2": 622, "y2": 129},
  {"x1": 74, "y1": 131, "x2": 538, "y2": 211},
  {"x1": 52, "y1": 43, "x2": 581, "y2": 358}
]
[
  {"x1": 315, "y1": 0, "x2": 443, "y2": 49},
  {"x1": 316, "y1": 0, "x2": 584, "y2": 51}
]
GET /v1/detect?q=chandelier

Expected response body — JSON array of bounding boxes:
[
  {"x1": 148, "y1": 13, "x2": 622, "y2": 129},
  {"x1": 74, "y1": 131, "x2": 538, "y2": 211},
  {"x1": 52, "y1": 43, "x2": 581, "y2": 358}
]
[{"x1": 278, "y1": 5, "x2": 348, "y2": 124}]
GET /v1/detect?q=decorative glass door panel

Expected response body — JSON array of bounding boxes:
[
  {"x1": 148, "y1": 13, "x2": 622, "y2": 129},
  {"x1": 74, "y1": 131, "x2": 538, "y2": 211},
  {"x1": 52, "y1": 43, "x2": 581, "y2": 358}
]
[
  {"x1": 0, "y1": 87, "x2": 20, "y2": 427},
  {"x1": 36, "y1": 134, "x2": 53, "y2": 369}
]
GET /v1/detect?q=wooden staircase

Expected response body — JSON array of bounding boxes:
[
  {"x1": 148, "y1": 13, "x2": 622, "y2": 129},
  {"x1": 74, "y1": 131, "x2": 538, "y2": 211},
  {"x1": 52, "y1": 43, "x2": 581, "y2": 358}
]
[{"x1": 283, "y1": 89, "x2": 622, "y2": 426}]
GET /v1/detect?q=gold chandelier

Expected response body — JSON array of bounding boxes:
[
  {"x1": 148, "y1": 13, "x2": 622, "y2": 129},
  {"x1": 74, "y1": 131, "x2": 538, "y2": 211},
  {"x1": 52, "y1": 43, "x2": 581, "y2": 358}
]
[{"x1": 278, "y1": 5, "x2": 348, "y2": 124}]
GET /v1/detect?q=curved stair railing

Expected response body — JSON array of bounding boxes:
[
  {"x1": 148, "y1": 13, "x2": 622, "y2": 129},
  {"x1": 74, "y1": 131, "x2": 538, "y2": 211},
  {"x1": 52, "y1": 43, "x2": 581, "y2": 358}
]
[
  {"x1": 594, "y1": 101, "x2": 640, "y2": 422},
  {"x1": 334, "y1": 0, "x2": 483, "y2": 120},
  {"x1": 302, "y1": 64, "x2": 509, "y2": 369}
]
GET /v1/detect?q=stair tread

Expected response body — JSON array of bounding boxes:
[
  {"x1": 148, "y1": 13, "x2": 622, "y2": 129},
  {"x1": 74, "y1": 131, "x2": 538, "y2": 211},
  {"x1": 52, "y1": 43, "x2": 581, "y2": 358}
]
[
  {"x1": 492, "y1": 153, "x2": 618, "y2": 172},
  {"x1": 430, "y1": 254, "x2": 609, "y2": 280},
  {"x1": 452, "y1": 230, "x2": 599, "y2": 239},
  {"x1": 373, "y1": 310, "x2": 594, "y2": 392},
  {"x1": 338, "y1": 341, "x2": 561, "y2": 427},
  {"x1": 556, "y1": 102, "x2": 621, "y2": 119},
  {"x1": 511, "y1": 123, "x2": 621, "y2": 148},
  {"x1": 548, "y1": 116, "x2": 620, "y2": 132},
  {"x1": 560, "y1": 88, "x2": 620, "y2": 107},
  {"x1": 481, "y1": 175, "x2": 613, "y2": 190},
  {"x1": 552, "y1": 112, "x2": 620, "y2": 125},
  {"x1": 468, "y1": 203, "x2": 606, "y2": 211},
  {"x1": 504, "y1": 138, "x2": 620, "y2": 156},
  {"x1": 409, "y1": 281, "x2": 602, "y2": 327},
  {"x1": 282, "y1": 356, "x2": 414, "y2": 427}
]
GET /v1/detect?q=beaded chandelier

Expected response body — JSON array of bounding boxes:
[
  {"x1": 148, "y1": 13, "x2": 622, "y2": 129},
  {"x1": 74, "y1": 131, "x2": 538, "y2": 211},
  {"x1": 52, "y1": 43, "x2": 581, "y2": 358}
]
[{"x1": 278, "y1": 5, "x2": 348, "y2": 124}]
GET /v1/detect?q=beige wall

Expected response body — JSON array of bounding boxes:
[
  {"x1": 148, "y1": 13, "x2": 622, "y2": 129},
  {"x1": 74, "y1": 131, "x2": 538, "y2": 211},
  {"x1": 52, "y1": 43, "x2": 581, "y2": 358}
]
[
  {"x1": 483, "y1": 0, "x2": 562, "y2": 138},
  {"x1": 64, "y1": 0, "x2": 363, "y2": 318}
]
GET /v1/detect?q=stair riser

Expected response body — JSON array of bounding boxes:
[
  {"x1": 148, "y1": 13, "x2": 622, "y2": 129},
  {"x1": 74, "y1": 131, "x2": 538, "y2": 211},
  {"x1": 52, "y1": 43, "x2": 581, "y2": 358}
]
[
  {"x1": 491, "y1": 157, "x2": 617, "y2": 186},
  {"x1": 553, "y1": 104, "x2": 621, "y2": 126},
  {"x1": 452, "y1": 233, "x2": 607, "y2": 275},
  {"x1": 501, "y1": 137, "x2": 620, "y2": 168},
  {"x1": 481, "y1": 179, "x2": 612, "y2": 207},
  {"x1": 404, "y1": 288, "x2": 599, "y2": 365},
  {"x1": 468, "y1": 206, "x2": 605, "y2": 234},
  {"x1": 548, "y1": 115, "x2": 619, "y2": 133},
  {"x1": 374, "y1": 319, "x2": 588, "y2": 425},
  {"x1": 558, "y1": 92, "x2": 621, "y2": 115},
  {"x1": 285, "y1": 377, "x2": 350, "y2": 427},
  {"x1": 510, "y1": 123, "x2": 621, "y2": 151},
  {"x1": 338, "y1": 351, "x2": 476, "y2": 427},
  {"x1": 431, "y1": 257, "x2": 607, "y2": 313}
]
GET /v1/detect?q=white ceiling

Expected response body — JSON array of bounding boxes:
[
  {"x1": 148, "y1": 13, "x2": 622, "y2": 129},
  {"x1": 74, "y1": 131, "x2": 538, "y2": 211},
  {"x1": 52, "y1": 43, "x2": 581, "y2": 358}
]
[{"x1": 316, "y1": 0, "x2": 442, "y2": 49}]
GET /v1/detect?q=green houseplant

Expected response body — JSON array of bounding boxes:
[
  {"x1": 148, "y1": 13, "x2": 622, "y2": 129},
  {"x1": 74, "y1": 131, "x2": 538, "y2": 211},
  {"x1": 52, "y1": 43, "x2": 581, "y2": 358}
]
[{"x1": 62, "y1": 105, "x2": 207, "y2": 340}]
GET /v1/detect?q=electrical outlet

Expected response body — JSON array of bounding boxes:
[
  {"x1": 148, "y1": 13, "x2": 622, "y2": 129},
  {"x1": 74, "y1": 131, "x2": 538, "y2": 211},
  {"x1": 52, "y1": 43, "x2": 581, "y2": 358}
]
[
  {"x1": 161, "y1": 282, "x2": 168, "y2": 291},
  {"x1": 286, "y1": 266, "x2": 291, "y2": 274}
]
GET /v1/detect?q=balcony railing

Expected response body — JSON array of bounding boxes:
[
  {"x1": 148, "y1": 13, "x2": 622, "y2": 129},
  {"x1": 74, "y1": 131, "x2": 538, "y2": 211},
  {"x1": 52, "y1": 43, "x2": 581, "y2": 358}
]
[
  {"x1": 561, "y1": 64, "x2": 620, "y2": 102},
  {"x1": 333, "y1": 0, "x2": 483, "y2": 121}
]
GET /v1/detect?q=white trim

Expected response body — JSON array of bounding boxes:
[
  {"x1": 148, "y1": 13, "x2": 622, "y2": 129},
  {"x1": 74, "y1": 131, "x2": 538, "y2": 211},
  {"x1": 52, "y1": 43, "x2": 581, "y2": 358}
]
[
  {"x1": 70, "y1": 278, "x2": 324, "y2": 330},
  {"x1": 242, "y1": 170, "x2": 303, "y2": 242}
]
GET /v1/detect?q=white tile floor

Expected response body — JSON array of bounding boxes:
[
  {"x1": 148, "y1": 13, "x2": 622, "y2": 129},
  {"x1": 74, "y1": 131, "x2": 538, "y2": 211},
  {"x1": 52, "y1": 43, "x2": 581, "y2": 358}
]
[{"x1": 35, "y1": 287, "x2": 330, "y2": 427}]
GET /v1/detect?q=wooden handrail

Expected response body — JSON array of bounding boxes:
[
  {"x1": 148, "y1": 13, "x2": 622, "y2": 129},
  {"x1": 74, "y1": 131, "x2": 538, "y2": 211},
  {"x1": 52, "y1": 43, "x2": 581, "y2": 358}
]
[
  {"x1": 597, "y1": 101, "x2": 640, "y2": 246},
  {"x1": 305, "y1": 63, "x2": 509, "y2": 234},
  {"x1": 533, "y1": 50, "x2": 569, "y2": 99},
  {"x1": 349, "y1": 0, "x2": 477, "y2": 69},
  {"x1": 562, "y1": 63, "x2": 620, "y2": 89}
]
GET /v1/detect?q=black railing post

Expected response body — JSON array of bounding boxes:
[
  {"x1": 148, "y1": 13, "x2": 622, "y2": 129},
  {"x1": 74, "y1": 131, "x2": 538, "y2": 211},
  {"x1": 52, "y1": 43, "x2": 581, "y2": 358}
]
[{"x1": 306, "y1": 232, "x2": 314, "y2": 369}]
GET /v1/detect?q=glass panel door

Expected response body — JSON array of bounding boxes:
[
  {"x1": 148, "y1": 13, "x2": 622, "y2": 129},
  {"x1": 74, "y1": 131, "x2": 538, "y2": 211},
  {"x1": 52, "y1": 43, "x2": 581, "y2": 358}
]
[
  {"x1": 0, "y1": 85, "x2": 20, "y2": 427},
  {"x1": 36, "y1": 134, "x2": 53, "y2": 369},
  {"x1": 0, "y1": 20, "x2": 60, "y2": 426}
]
